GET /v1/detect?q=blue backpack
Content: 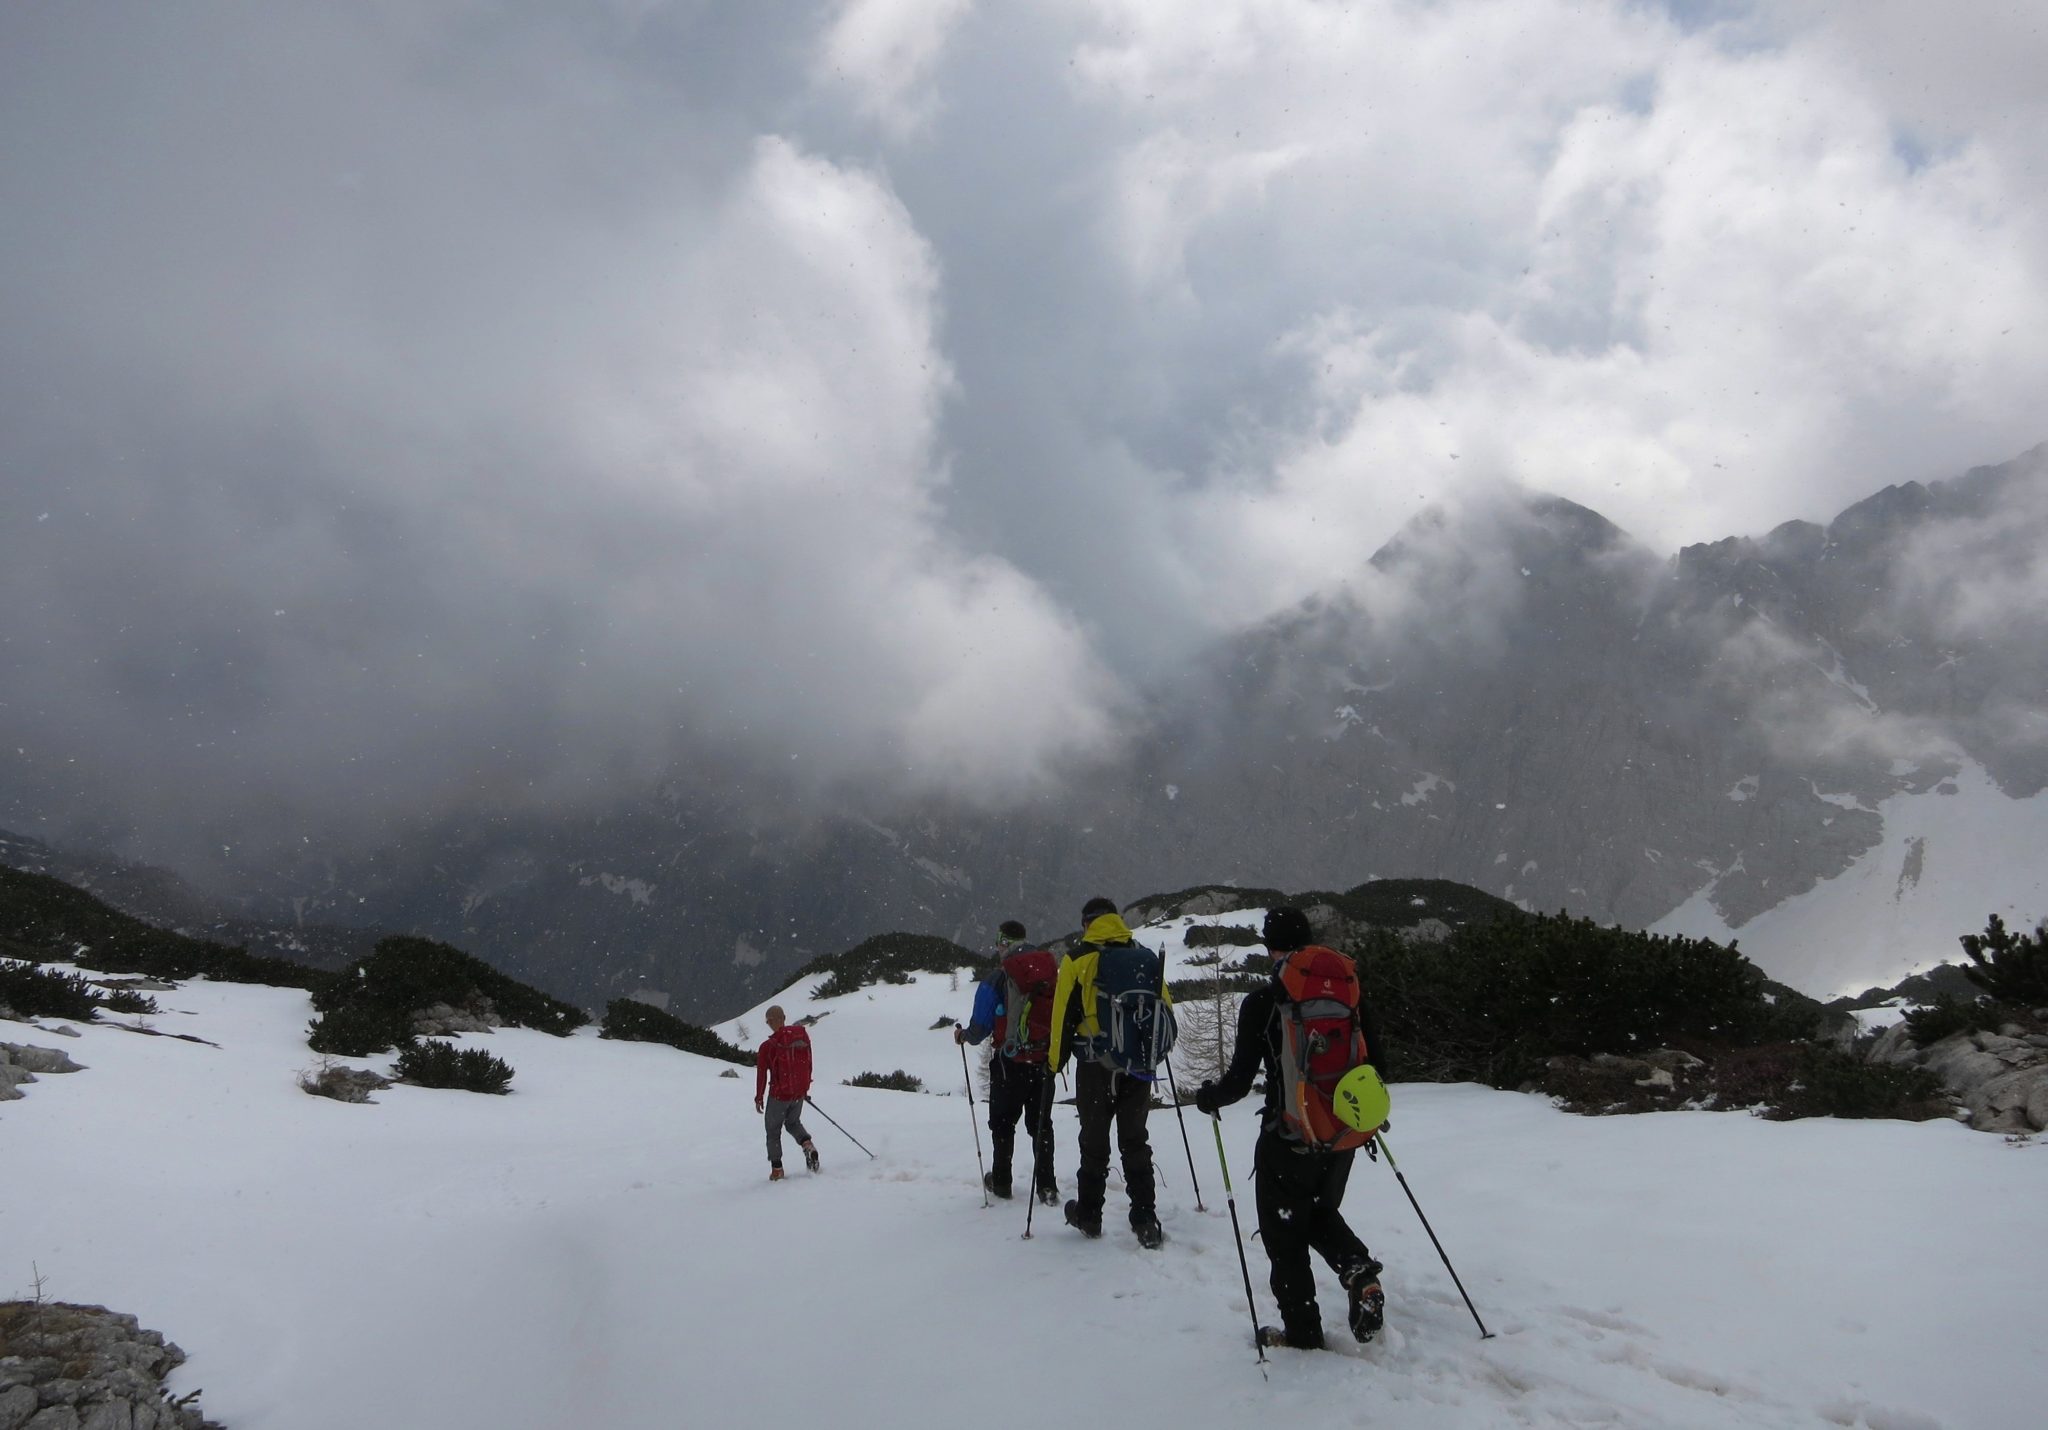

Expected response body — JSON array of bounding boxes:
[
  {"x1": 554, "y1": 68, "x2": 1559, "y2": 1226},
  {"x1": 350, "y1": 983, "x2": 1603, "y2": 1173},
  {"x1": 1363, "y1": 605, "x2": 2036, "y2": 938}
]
[{"x1": 1091, "y1": 940, "x2": 1176, "y2": 1077}]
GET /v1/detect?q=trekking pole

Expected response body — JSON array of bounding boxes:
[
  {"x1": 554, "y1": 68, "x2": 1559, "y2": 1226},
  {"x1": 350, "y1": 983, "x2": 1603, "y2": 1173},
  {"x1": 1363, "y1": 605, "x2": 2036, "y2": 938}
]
[
  {"x1": 1162, "y1": 1061, "x2": 1206, "y2": 1212},
  {"x1": 1374, "y1": 1133, "x2": 1492, "y2": 1339},
  {"x1": 802, "y1": 1096, "x2": 875, "y2": 1159},
  {"x1": 959, "y1": 1035, "x2": 990, "y2": 1207},
  {"x1": 1023, "y1": 1075, "x2": 1053, "y2": 1240},
  {"x1": 1210, "y1": 1112, "x2": 1268, "y2": 1373}
]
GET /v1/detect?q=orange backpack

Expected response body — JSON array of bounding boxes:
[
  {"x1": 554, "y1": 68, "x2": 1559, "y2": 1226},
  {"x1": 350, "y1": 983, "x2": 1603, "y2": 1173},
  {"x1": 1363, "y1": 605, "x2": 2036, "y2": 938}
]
[{"x1": 1274, "y1": 946, "x2": 1378, "y2": 1150}]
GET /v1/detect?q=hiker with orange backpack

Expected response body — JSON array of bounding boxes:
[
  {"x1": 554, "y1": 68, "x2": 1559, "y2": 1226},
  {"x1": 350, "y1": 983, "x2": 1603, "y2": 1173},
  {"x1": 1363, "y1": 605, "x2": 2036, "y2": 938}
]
[
  {"x1": 954, "y1": 919, "x2": 1061, "y2": 1205},
  {"x1": 755, "y1": 1005, "x2": 821, "y2": 1182},
  {"x1": 1194, "y1": 906, "x2": 1389, "y2": 1350}
]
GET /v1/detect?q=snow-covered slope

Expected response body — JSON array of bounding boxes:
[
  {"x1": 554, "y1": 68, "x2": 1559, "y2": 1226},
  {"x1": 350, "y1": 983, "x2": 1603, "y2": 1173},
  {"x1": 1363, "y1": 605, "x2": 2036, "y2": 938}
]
[
  {"x1": 1653, "y1": 758, "x2": 2048, "y2": 996},
  {"x1": 5, "y1": 940, "x2": 2043, "y2": 1430}
]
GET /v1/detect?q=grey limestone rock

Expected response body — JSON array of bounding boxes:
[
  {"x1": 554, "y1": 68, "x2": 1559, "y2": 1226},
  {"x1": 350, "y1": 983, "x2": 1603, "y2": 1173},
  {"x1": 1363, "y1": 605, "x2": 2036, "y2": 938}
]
[
  {"x1": 0, "y1": 1046, "x2": 83, "y2": 1076},
  {"x1": 0, "y1": 1385, "x2": 38, "y2": 1430}
]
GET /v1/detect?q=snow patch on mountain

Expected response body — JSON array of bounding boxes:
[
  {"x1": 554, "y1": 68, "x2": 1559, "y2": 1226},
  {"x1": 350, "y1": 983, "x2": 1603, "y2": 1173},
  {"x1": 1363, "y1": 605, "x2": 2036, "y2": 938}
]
[
  {"x1": 1655, "y1": 758, "x2": 2048, "y2": 995},
  {"x1": 578, "y1": 872, "x2": 654, "y2": 905}
]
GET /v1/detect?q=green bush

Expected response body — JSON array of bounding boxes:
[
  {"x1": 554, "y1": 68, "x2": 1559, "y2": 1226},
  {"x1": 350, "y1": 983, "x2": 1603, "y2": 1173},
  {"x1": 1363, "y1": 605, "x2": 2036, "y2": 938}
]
[
  {"x1": 1959, "y1": 915, "x2": 2048, "y2": 1008},
  {"x1": 1728, "y1": 1044, "x2": 1948, "y2": 1122},
  {"x1": 844, "y1": 1069, "x2": 923, "y2": 1092},
  {"x1": 796, "y1": 933, "x2": 985, "y2": 1000},
  {"x1": 0, "y1": 959, "x2": 103, "y2": 1021},
  {"x1": 310, "y1": 935, "x2": 588, "y2": 1049},
  {"x1": 307, "y1": 1002, "x2": 413, "y2": 1057},
  {"x1": 393, "y1": 1039, "x2": 515, "y2": 1094},
  {"x1": 96, "y1": 986, "x2": 160, "y2": 1016},
  {"x1": 1903, "y1": 994, "x2": 1993, "y2": 1046},
  {"x1": 1353, "y1": 911, "x2": 1820, "y2": 1087},
  {"x1": 599, "y1": 999, "x2": 751, "y2": 1064}
]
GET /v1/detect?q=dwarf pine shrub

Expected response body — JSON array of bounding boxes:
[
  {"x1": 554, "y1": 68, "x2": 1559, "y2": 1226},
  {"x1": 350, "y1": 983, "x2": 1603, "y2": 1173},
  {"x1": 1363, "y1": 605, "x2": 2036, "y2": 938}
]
[
  {"x1": 308, "y1": 935, "x2": 586, "y2": 1055},
  {"x1": 1960, "y1": 915, "x2": 2048, "y2": 1008},
  {"x1": 1354, "y1": 910, "x2": 1820, "y2": 1087},
  {"x1": 306, "y1": 1002, "x2": 412, "y2": 1057},
  {"x1": 0, "y1": 959, "x2": 102, "y2": 1021},
  {"x1": 598, "y1": 999, "x2": 751, "y2": 1064},
  {"x1": 394, "y1": 1039, "x2": 514, "y2": 1094},
  {"x1": 844, "y1": 1069, "x2": 923, "y2": 1092}
]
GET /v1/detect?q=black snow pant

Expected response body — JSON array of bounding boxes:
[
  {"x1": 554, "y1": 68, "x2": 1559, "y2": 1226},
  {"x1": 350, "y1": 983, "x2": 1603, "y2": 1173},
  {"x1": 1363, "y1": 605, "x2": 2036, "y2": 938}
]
[
  {"x1": 1073, "y1": 1060, "x2": 1156, "y2": 1225},
  {"x1": 1254, "y1": 1124, "x2": 1375, "y2": 1345},
  {"x1": 987, "y1": 1055, "x2": 1055, "y2": 1195}
]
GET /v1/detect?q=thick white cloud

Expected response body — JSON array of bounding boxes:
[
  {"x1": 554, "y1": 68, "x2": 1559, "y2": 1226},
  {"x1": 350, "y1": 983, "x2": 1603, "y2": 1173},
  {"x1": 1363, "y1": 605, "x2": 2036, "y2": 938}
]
[
  {"x1": 4, "y1": 0, "x2": 2046, "y2": 861},
  {"x1": 1044, "y1": 0, "x2": 2048, "y2": 620},
  {"x1": 814, "y1": 0, "x2": 974, "y2": 136}
]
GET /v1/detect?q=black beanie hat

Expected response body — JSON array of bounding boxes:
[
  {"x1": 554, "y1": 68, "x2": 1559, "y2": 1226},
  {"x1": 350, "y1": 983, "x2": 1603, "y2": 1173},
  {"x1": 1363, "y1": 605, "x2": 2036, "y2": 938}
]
[
  {"x1": 998, "y1": 919, "x2": 1027, "y2": 941},
  {"x1": 1079, "y1": 896, "x2": 1118, "y2": 924},
  {"x1": 1262, "y1": 906, "x2": 1312, "y2": 952}
]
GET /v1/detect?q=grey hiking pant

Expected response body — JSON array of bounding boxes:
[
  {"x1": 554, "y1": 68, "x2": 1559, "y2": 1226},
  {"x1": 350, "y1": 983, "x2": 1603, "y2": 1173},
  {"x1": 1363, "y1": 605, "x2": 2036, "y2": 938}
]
[{"x1": 764, "y1": 1096, "x2": 812, "y2": 1166}]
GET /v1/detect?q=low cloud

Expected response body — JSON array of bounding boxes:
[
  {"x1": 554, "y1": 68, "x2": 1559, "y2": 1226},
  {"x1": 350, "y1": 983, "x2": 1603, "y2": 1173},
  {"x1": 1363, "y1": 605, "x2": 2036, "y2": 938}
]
[{"x1": 3, "y1": 1, "x2": 2046, "y2": 872}]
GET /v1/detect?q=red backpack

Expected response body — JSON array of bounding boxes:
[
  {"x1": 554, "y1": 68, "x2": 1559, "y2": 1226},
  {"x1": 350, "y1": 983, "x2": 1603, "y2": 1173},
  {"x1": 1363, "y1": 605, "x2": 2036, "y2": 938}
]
[
  {"x1": 769, "y1": 1025, "x2": 813, "y2": 1099},
  {"x1": 999, "y1": 948, "x2": 1059, "y2": 1063},
  {"x1": 1274, "y1": 946, "x2": 1377, "y2": 1151}
]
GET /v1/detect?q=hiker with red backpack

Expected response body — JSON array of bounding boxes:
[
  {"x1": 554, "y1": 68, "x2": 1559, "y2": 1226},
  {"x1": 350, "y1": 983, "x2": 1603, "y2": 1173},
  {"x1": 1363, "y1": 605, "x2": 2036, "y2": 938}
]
[
  {"x1": 1194, "y1": 906, "x2": 1389, "y2": 1350},
  {"x1": 754, "y1": 1005, "x2": 821, "y2": 1182},
  {"x1": 953, "y1": 919, "x2": 1061, "y2": 1205},
  {"x1": 1049, "y1": 896, "x2": 1176, "y2": 1249}
]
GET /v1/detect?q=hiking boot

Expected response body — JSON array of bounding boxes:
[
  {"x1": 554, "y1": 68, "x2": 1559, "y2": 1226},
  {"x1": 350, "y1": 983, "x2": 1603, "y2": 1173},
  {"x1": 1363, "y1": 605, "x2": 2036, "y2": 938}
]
[
  {"x1": 769, "y1": 1166, "x2": 785, "y2": 1182},
  {"x1": 1257, "y1": 1324, "x2": 1325, "y2": 1351},
  {"x1": 1063, "y1": 1200, "x2": 1102, "y2": 1239},
  {"x1": 1036, "y1": 1182, "x2": 1061, "y2": 1207},
  {"x1": 803, "y1": 1142, "x2": 821, "y2": 1174},
  {"x1": 984, "y1": 1172, "x2": 1014, "y2": 1200},
  {"x1": 1131, "y1": 1214, "x2": 1164, "y2": 1250},
  {"x1": 1343, "y1": 1260, "x2": 1385, "y2": 1342}
]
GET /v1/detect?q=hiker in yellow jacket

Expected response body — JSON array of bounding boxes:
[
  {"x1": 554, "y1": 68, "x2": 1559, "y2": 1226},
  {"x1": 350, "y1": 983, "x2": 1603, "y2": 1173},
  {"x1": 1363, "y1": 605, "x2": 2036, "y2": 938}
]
[{"x1": 1049, "y1": 896, "x2": 1173, "y2": 1249}]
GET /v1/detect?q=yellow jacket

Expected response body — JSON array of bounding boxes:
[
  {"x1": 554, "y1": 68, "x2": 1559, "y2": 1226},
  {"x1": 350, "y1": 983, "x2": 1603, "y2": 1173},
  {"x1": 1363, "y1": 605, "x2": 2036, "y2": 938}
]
[{"x1": 1048, "y1": 912, "x2": 1172, "y2": 1070}]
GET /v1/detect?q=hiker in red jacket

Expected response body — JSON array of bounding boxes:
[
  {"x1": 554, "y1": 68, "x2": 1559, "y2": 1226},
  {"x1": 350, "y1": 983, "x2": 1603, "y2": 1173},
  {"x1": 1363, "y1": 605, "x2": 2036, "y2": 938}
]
[{"x1": 754, "y1": 1005, "x2": 819, "y2": 1181}]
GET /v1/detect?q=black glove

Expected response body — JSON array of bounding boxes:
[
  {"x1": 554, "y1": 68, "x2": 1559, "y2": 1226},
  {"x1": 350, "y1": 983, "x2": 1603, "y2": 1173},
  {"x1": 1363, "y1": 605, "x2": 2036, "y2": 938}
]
[{"x1": 1193, "y1": 1081, "x2": 1223, "y2": 1115}]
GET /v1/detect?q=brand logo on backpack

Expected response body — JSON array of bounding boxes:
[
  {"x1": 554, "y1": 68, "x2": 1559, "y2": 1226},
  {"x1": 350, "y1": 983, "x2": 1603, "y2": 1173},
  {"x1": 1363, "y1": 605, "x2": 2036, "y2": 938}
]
[
  {"x1": 1091, "y1": 941, "x2": 1176, "y2": 1076},
  {"x1": 999, "y1": 948, "x2": 1059, "y2": 1063},
  {"x1": 1275, "y1": 946, "x2": 1378, "y2": 1150}
]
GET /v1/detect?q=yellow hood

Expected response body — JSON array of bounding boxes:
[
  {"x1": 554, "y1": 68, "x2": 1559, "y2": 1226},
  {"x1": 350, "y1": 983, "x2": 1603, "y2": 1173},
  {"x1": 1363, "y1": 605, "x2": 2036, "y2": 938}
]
[{"x1": 1082, "y1": 911, "x2": 1134, "y2": 945}]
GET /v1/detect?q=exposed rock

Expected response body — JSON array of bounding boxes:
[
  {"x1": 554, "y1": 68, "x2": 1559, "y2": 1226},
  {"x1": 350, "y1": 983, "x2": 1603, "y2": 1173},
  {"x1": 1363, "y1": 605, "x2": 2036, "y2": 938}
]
[
  {"x1": 0, "y1": 1303, "x2": 217, "y2": 1430},
  {"x1": 1402, "y1": 918, "x2": 1453, "y2": 944},
  {"x1": 410, "y1": 1000, "x2": 497, "y2": 1037},
  {"x1": 0, "y1": 1044, "x2": 86, "y2": 1102},
  {"x1": 1640, "y1": 1048, "x2": 1706, "y2": 1073},
  {"x1": 1868, "y1": 1025, "x2": 2048, "y2": 1133},
  {"x1": 298, "y1": 1064, "x2": 393, "y2": 1104},
  {"x1": 1, "y1": 1046, "x2": 84, "y2": 1076}
]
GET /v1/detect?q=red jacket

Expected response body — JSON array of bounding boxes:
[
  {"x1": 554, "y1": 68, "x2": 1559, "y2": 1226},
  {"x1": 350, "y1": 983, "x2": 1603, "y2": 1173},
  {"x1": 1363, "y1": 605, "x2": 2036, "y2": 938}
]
[{"x1": 755, "y1": 1024, "x2": 813, "y2": 1102}]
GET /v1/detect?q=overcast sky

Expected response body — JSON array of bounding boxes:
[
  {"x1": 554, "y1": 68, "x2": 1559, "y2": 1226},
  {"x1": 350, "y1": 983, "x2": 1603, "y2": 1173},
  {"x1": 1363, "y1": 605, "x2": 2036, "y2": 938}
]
[{"x1": 3, "y1": 0, "x2": 2046, "y2": 866}]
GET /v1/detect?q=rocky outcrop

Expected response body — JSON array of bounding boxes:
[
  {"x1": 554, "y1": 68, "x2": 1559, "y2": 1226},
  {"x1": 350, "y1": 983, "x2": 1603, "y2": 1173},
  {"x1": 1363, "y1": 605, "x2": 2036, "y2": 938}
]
[
  {"x1": 298, "y1": 1064, "x2": 393, "y2": 1104},
  {"x1": 0, "y1": 1302, "x2": 219, "y2": 1430},
  {"x1": 0, "y1": 1044, "x2": 84, "y2": 1102},
  {"x1": 1868, "y1": 1017, "x2": 2048, "y2": 1133},
  {"x1": 410, "y1": 1000, "x2": 498, "y2": 1038}
]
